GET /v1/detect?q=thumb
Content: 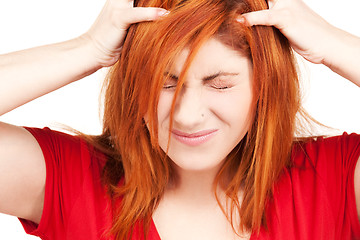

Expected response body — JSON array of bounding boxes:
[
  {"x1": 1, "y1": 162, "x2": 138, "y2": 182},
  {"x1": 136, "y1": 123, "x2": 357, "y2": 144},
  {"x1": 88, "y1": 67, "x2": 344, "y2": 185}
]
[
  {"x1": 123, "y1": 7, "x2": 169, "y2": 25},
  {"x1": 237, "y1": 10, "x2": 276, "y2": 27}
]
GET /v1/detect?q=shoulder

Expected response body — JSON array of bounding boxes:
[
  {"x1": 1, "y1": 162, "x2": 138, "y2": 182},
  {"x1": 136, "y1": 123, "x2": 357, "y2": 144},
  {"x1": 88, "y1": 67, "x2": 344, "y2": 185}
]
[
  {"x1": 291, "y1": 132, "x2": 360, "y2": 168},
  {"x1": 24, "y1": 127, "x2": 105, "y2": 162},
  {"x1": 19, "y1": 127, "x2": 110, "y2": 238},
  {"x1": 264, "y1": 133, "x2": 360, "y2": 238},
  {"x1": 285, "y1": 132, "x2": 360, "y2": 217},
  {"x1": 23, "y1": 127, "x2": 107, "y2": 183},
  {"x1": 24, "y1": 127, "x2": 81, "y2": 151}
]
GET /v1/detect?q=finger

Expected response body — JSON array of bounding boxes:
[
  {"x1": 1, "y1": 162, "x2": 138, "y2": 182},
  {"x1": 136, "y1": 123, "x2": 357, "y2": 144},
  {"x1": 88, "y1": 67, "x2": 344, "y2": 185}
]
[
  {"x1": 123, "y1": 7, "x2": 169, "y2": 24},
  {"x1": 268, "y1": 0, "x2": 276, "y2": 9},
  {"x1": 237, "y1": 10, "x2": 277, "y2": 27}
]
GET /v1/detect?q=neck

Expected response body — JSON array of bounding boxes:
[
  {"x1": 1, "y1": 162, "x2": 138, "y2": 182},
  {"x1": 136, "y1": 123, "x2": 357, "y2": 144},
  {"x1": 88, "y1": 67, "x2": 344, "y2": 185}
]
[{"x1": 166, "y1": 164, "x2": 225, "y2": 205}]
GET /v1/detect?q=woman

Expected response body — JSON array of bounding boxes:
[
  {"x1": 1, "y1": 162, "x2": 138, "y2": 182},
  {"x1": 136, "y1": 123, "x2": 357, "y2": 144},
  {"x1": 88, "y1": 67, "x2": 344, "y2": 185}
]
[{"x1": 0, "y1": 0, "x2": 359, "y2": 239}]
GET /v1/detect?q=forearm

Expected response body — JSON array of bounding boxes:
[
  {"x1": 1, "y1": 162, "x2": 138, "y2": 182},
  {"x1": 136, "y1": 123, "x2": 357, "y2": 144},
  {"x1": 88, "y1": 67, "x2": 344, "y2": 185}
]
[
  {"x1": 0, "y1": 36, "x2": 101, "y2": 115},
  {"x1": 323, "y1": 28, "x2": 360, "y2": 86}
]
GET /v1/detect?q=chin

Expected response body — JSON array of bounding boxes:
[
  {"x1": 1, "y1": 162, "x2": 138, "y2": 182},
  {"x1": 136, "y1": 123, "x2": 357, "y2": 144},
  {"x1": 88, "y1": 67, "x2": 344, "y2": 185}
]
[{"x1": 167, "y1": 153, "x2": 226, "y2": 173}]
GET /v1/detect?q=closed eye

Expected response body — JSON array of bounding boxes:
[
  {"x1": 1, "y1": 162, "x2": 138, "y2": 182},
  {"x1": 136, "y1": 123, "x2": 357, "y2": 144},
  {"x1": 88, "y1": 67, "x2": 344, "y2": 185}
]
[
  {"x1": 163, "y1": 71, "x2": 238, "y2": 90},
  {"x1": 212, "y1": 86, "x2": 230, "y2": 90},
  {"x1": 163, "y1": 73, "x2": 178, "y2": 89},
  {"x1": 208, "y1": 78, "x2": 234, "y2": 90}
]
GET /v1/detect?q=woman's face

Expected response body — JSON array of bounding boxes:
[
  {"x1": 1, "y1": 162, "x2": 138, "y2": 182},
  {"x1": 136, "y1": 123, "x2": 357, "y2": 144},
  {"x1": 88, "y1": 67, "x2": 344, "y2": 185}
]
[{"x1": 153, "y1": 37, "x2": 253, "y2": 173}]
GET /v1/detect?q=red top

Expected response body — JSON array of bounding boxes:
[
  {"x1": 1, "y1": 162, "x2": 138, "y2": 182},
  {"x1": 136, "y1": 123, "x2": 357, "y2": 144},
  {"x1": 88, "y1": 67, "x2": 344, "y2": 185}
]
[{"x1": 19, "y1": 127, "x2": 360, "y2": 240}]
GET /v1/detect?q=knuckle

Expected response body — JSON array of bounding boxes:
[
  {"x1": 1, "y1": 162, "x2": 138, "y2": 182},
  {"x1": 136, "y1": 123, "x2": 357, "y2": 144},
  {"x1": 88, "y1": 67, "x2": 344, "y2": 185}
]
[{"x1": 279, "y1": 8, "x2": 292, "y2": 22}]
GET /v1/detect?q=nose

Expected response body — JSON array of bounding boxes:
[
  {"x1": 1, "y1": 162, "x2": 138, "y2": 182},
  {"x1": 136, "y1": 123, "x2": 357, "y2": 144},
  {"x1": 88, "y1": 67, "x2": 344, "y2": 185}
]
[{"x1": 173, "y1": 87, "x2": 205, "y2": 130}]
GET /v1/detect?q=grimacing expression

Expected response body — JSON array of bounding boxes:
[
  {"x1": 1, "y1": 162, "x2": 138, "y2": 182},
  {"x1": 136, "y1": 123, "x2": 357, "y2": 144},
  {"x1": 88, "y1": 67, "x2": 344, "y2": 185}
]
[{"x1": 147, "y1": 37, "x2": 254, "y2": 173}]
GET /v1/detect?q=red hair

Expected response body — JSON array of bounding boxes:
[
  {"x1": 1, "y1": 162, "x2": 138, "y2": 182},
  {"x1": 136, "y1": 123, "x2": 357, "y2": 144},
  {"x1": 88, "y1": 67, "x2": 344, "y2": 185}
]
[{"x1": 89, "y1": 0, "x2": 303, "y2": 239}]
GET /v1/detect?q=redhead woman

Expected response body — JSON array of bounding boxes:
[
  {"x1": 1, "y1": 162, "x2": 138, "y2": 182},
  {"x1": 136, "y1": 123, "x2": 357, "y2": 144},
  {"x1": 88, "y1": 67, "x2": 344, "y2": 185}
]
[{"x1": 0, "y1": 0, "x2": 360, "y2": 239}]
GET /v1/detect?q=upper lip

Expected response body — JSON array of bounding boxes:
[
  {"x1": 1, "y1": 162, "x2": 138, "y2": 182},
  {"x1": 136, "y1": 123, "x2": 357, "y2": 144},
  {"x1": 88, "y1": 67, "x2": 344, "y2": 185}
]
[{"x1": 171, "y1": 129, "x2": 218, "y2": 138}]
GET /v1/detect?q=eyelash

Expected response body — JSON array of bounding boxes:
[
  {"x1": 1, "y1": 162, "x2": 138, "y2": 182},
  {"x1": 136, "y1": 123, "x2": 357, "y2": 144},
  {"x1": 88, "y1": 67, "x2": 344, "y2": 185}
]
[
  {"x1": 162, "y1": 78, "x2": 232, "y2": 90},
  {"x1": 210, "y1": 83, "x2": 231, "y2": 90},
  {"x1": 163, "y1": 85, "x2": 176, "y2": 89},
  {"x1": 163, "y1": 84, "x2": 231, "y2": 91}
]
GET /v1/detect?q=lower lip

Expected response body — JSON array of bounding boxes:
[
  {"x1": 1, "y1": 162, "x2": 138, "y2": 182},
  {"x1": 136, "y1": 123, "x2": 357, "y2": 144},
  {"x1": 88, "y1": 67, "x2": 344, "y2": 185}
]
[{"x1": 172, "y1": 130, "x2": 218, "y2": 146}]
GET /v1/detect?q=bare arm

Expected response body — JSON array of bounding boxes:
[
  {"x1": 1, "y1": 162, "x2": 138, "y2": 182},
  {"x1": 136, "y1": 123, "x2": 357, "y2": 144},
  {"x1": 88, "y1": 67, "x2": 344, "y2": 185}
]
[
  {"x1": 0, "y1": 0, "x2": 168, "y2": 223},
  {"x1": 0, "y1": 37, "x2": 100, "y2": 115},
  {"x1": 0, "y1": 0, "x2": 168, "y2": 115},
  {"x1": 0, "y1": 122, "x2": 46, "y2": 223},
  {"x1": 322, "y1": 29, "x2": 360, "y2": 85},
  {"x1": 0, "y1": 37, "x2": 97, "y2": 223}
]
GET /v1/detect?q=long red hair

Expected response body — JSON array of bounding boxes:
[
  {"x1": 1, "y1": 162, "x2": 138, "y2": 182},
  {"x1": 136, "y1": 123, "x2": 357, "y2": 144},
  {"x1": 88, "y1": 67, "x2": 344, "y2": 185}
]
[{"x1": 89, "y1": 0, "x2": 302, "y2": 239}]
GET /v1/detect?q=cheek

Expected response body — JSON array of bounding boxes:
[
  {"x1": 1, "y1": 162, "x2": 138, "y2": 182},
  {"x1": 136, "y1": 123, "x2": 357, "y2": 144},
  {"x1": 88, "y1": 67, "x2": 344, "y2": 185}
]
[
  {"x1": 157, "y1": 91, "x2": 174, "y2": 126},
  {"x1": 207, "y1": 88, "x2": 254, "y2": 128},
  {"x1": 144, "y1": 91, "x2": 173, "y2": 143},
  {"x1": 156, "y1": 91, "x2": 175, "y2": 151}
]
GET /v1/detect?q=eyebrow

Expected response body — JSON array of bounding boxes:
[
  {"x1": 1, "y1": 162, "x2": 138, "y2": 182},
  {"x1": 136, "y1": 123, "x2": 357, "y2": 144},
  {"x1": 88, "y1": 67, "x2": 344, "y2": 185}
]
[{"x1": 164, "y1": 71, "x2": 239, "y2": 81}]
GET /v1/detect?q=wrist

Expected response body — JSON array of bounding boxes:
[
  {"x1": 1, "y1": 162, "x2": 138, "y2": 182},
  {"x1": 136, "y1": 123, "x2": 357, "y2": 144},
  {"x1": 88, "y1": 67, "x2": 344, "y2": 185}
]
[
  {"x1": 321, "y1": 28, "x2": 360, "y2": 83},
  {"x1": 79, "y1": 33, "x2": 121, "y2": 68}
]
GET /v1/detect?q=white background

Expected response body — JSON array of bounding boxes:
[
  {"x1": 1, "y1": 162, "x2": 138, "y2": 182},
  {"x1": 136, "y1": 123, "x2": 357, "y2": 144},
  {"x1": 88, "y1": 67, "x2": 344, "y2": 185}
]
[{"x1": 0, "y1": 0, "x2": 359, "y2": 239}]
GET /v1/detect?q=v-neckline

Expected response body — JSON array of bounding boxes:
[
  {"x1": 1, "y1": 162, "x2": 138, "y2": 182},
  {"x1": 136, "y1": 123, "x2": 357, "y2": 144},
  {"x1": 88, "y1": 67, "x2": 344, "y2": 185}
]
[
  {"x1": 150, "y1": 217, "x2": 255, "y2": 240},
  {"x1": 150, "y1": 218, "x2": 161, "y2": 240}
]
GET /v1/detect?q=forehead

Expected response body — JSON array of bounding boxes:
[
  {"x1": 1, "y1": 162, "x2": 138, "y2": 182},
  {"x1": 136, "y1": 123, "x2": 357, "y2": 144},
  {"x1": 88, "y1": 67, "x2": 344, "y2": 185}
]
[{"x1": 170, "y1": 38, "x2": 251, "y2": 77}]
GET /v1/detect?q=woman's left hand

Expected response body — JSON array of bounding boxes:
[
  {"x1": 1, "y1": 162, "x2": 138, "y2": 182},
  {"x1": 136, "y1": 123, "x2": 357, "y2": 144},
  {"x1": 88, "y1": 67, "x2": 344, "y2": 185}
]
[
  {"x1": 239, "y1": 0, "x2": 360, "y2": 84},
  {"x1": 239, "y1": 0, "x2": 336, "y2": 64}
]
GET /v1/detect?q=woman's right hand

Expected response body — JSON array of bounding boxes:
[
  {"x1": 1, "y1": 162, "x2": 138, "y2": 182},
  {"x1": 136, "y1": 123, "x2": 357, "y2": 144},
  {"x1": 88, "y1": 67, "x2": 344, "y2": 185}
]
[{"x1": 84, "y1": 0, "x2": 169, "y2": 67}]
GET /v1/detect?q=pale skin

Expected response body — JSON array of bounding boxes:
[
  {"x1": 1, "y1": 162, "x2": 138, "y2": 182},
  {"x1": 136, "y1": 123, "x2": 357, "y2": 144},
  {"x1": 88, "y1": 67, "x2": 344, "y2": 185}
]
[
  {"x1": 0, "y1": 0, "x2": 359, "y2": 240},
  {"x1": 151, "y1": 39, "x2": 253, "y2": 239}
]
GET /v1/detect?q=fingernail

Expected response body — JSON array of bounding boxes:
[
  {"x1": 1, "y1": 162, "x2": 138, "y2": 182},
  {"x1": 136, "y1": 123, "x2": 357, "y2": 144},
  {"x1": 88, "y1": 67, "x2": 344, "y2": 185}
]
[
  {"x1": 158, "y1": 10, "x2": 170, "y2": 17},
  {"x1": 236, "y1": 16, "x2": 245, "y2": 24}
]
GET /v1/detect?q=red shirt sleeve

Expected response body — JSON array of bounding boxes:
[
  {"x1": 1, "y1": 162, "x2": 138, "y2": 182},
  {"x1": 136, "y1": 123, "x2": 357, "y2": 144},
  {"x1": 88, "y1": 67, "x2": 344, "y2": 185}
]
[
  {"x1": 257, "y1": 133, "x2": 360, "y2": 240},
  {"x1": 17, "y1": 127, "x2": 160, "y2": 240},
  {"x1": 18, "y1": 127, "x2": 106, "y2": 240},
  {"x1": 306, "y1": 133, "x2": 360, "y2": 239}
]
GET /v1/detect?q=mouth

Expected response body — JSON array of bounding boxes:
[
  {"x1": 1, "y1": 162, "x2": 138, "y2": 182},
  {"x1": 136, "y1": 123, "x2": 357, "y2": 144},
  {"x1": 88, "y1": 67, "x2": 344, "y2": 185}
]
[{"x1": 171, "y1": 129, "x2": 218, "y2": 146}]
